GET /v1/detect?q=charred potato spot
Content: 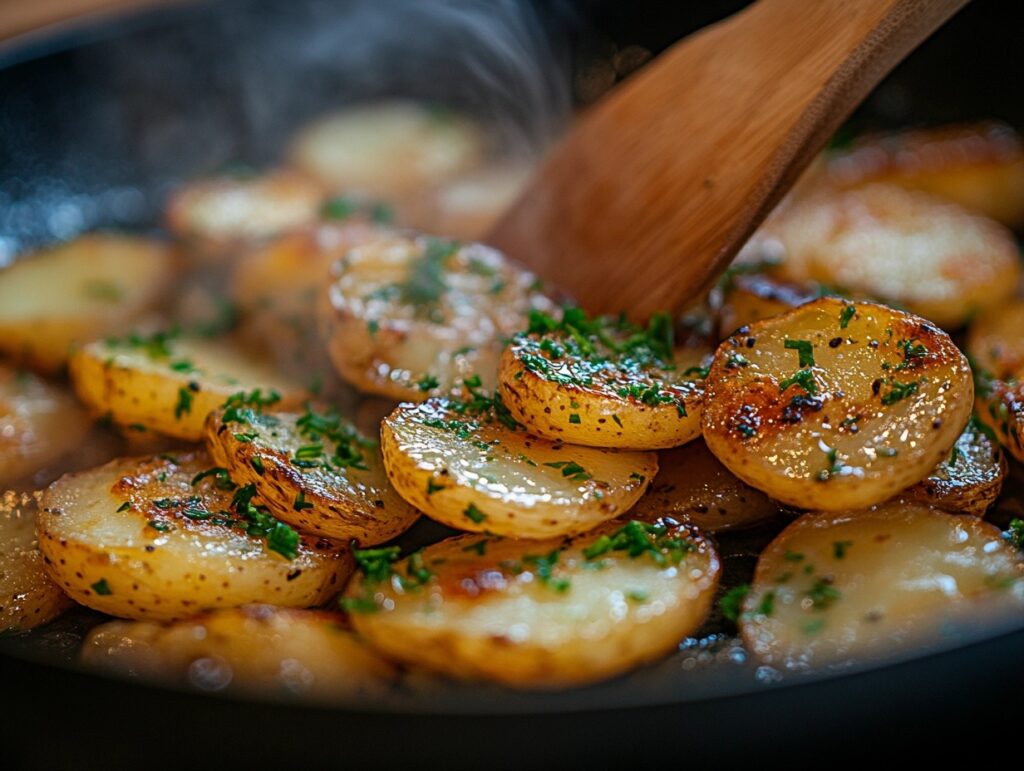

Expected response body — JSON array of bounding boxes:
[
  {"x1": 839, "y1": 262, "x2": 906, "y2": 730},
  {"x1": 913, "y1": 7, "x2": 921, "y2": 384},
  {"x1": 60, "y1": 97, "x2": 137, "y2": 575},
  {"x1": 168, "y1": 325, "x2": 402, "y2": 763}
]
[
  {"x1": 741, "y1": 502, "x2": 1024, "y2": 669},
  {"x1": 381, "y1": 398, "x2": 657, "y2": 539},
  {"x1": 38, "y1": 451, "x2": 351, "y2": 620},
  {"x1": 702, "y1": 298, "x2": 973, "y2": 511},
  {"x1": 204, "y1": 406, "x2": 418, "y2": 545},
  {"x1": 321, "y1": 233, "x2": 554, "y2": 400},
  {"x1": 346, "y1": 518, "x2": 719, "y2": 687}
]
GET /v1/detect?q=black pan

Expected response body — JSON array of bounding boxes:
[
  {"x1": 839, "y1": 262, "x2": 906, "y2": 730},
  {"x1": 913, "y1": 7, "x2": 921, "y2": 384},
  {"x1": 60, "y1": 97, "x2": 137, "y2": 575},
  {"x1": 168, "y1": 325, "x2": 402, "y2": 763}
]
[{"x1": 1, "y1": 2, "x2": 1022, "y2": 767}]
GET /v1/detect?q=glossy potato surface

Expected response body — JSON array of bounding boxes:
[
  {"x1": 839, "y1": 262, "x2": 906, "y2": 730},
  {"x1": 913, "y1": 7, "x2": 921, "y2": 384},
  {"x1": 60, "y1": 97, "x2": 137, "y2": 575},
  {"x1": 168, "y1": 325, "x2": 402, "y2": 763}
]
[
  {"x1": 347, "y1": 518, "x2": 720, "y2": 687},
  {"x1": 702, "y1": 298, "x2": 973, "y2": 510}
]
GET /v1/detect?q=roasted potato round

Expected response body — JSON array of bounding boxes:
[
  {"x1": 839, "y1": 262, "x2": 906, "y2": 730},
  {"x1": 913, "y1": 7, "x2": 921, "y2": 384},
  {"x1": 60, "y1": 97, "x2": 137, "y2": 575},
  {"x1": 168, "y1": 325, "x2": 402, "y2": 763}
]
[
  {"x1": 0, "y1": 366, "x2": 91, "y2": 489},
  {"x1": 0, "y1": 234, "x2": 176, "y2": 373},
  {"x1": 630, "y1": 440, "x2": 782, "y2": 532},
  {"x1": 498, "y1": 310, "x2": 707, "y2": 450},
  {"x1": 815, "y1": 122, "x2": 1024, "y2": 226},
  {"x1": 967, "y1": 300, "x2": 1024, "y2": 462},
  {"x1": 716, "y1": 272, "x2": 830, "y2": 340},
  {"x1": 904, "y1": 419, "x2": 1006, "y2": 516},
  {"x1": 69, "y1": 332, "x2": 306, "y2": 440},
  {"x1": 345, "y1": 517, "x2": 720, "y2": 687},
  {"x1": 38, "y1": 451, "x2": 351, "y2": 620},
  {"x1": 165, "y1": 169, "x2": 325, "y2": 251},
  {"x1": 740, "y1": 502, "x2": 1024, "y2": 669},
  {"x1": 751, "y1": 184, "x2": 1020, "y2": 327},
  {"x1": 702, "y1": 298, "x2": 973, "y2": 511},
  {"x1": 288, "y1": 101, "x2": 485, "y2": 196},
  {"x1": 1, "y1": 493, "x2": 72, "y2": 632},
  {"x1": 381, "y1": 396, "x2": 657, "y2": 539},
  {"x1": 205, "y1": 403, "x2": 419, "y2": 545},
  {"x1": 82, "y1": 604, "x2": 397, "y2": 701},
  {"x1": 322, "y1": 233, "x2": 554, "y2": 400}
]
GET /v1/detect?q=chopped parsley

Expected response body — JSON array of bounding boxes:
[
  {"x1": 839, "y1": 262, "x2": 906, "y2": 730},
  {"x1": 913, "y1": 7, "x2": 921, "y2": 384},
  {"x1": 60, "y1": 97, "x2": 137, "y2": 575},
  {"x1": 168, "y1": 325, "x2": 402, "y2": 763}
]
[
  {"x1": 839, "y1": 304, "x2": 856, "y2": 329},
  {"x1": 174, "y1": 387, "x2": 193, "y2": 419},
  {"x1": 90, "y1": 579, "x2": 112, "y2": 596},
  {"x1": 784, "y1": 339, "x2": 815, "y2": 367},
  {"x1": 293, "y1": 491, "x2": 314, "y2": 511},
  {"x1": 416, "y1": 373, "x2": 440, "y2": 392},
  {"x1": 718, "y1": 584, "x2": 751, "y2": 622},
  {"x1": 806, "y1": 578, "x2": 841, "y2": 610},
  {"x1": 544, "y1": 460, "x2": 591, "y2": 482},
  {"x1": 116, "y1": 501, "x2": 131, "y2": 513},
  {"x1": 191, "y1": 467, "x2": 237, "y2": 491},
  {"x1": 523, "y1": 549, "x2": 571, "y2": 592},
  {"x1": 1005, "y1": 519, "x2": 1024, "y2": 550},
  {"x1": 426, "y1": 478, "x2": 446, "y2": 495},
  {"x1": 400, "y1": 237, "x2": 458, "y2": 308},
  {"x1": 880, "y1": 378, "x2": 921, "y2": 405},
  {"x1": 463, "y1": 503, "x2": 487, "y2": 523},
  {"x1": 582, "y1": 520, "x2": 695, "y2": 567},
  {"x1": 833, "y1": 540, "x2": 853, "y2": 559},
  {"x1": 779, "y1": 369, "x2": 818, "y2": 396}
]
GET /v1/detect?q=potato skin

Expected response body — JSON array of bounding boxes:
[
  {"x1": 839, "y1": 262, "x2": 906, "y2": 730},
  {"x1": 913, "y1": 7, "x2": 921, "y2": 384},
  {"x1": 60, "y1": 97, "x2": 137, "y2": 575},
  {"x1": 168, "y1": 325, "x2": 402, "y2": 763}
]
[
  {"x1": 702, "y1": 298, "x2": 973, "y2": 511},
  {"x1": 204, "y1": 407, "x2": 419, "y2": 545},
  {"x1": 38, "y1": 452, "x2": 352, "y2": 620},
  {"x1": 499, "y1": 343, "x2": 706, "y2": 450},
  {"x1": 0, "y1": 234, "x2": 176, "y2": 374},
  {"x1": 1, "y1": 494, "x2": 73, "y2": 632},
  {"x1": 69, "y1": 337, "x2": 306, "y2": 441},
  {"x1": 347, "y1": 518, "x2": 720, "y2": 687},
  {"x1": 381, "y1": 398, "x2": 657, "y2": 539},
  {"x1": 741, "y1": 502, "x2": 1024, "y2": 669},
  {"x1": 82, "y1": 605, "x2": 398, "y2": 701}
]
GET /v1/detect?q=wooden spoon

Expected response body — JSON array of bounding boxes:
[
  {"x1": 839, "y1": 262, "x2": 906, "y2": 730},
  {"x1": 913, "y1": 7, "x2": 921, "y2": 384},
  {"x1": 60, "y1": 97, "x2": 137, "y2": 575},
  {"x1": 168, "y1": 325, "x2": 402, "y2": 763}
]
[{"x1": 488, "y1": 0, "x2": 969, "y2": 319}]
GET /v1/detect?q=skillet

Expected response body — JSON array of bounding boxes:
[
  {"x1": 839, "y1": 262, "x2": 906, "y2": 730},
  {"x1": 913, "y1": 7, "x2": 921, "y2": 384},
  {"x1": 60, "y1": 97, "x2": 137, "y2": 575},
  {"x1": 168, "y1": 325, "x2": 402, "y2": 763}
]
[{"x1": 1, "y1": 1, "x2": 1023, "y2": 766}]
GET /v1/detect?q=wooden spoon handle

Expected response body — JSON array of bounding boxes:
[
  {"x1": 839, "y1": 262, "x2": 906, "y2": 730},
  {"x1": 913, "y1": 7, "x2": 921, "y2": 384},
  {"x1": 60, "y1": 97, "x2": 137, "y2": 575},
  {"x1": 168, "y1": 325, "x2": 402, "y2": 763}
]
[{"x1": 489, "y1": 0, "x2": 969, "y2": 319}]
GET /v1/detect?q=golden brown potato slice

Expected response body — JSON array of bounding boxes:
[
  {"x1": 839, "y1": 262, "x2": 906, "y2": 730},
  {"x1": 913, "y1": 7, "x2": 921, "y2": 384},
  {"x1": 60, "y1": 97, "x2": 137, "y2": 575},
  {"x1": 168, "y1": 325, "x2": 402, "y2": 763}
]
[
  {"x1": 904, "y1": 419, "x2": 1006, "y2": 516},
  {"x1": 69, "y1": 332, "x2": 306, "y2": 440},
  {"x1": 321, "y1": 233, "x2": 554, "y2": 400},
  {"x1": 630, "y1": 440, "x2": 782, "y2": 532},
  {"x1": 740, "y1": 502, "x2": 1024, "y2": 669},
  {"x1": 82, "y1": 605, "x2": 397, "y2": 700},
  {"x1": 381, "y1": 396, "x2": 657, "y2": 539},
  {"x1": 345, "y1": 517, "x2": 720, "y2": 687},
  {"x1": 38, "y1": 451, "x2": 351, "y2": 620},
  {"x1": 288, "y1": 101, "x2": 485, "y2": 197},
  {"x1": 816, "y1": 122, "x2": 1024, "y2": 226},
  {"x1": 498, "y1": 309, "x2": 707, "y2": 450},
  {"x1": 967, "y1": 300, "x2": 1024, "y2": 462},
  {"x1": 1, "y1": 493, "x2": 73, "y2": 632},
  {"x1": 0, "y1": 366, "x2": 91, "y2": 489},
  {"x1": 750, "y1": 184, "x2": 1019, "y2": 328},
  {"x1": 0, "y1": 234, "x2": 176, "y2": 373},
  {"x1": 204, "y1": 402, "x2": 419, "y2": 545},
  {"x1": 165, "y1": 169, "x2": 325, "y2": 252},
  {"x1": 702, "y1": 298, "x2": 973, "y2": 511},
  {"x1": 716, "y1": 272, "x2": 831, "y2": 339}
]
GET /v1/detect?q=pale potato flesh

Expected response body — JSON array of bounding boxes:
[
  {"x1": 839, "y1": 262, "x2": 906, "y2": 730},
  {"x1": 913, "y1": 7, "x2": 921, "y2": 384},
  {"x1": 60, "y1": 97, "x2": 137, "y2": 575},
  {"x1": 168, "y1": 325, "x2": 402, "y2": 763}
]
[
  {"x1": 165, "y1": 169, "x2": 325, "y2": 246},
  {"x1": 38, "y1": 451, "x2": 352, "y2": 620},
  {"x1": 813, "y1": 122, "x2": 1024, "y2": 226},
  {"x1": 753, "y1": 184, "x2": 1020, "y2": 327},
  {"x1": 499, "y1": 332, "x2": 707, "y2": 450},
  {"x1": 288, "y1": 101, "x2": 485, "y2": 196},
  {"x1": 702, "y1": 298, "x2": 973, "y2": 511},
  {"x1": 347, "y1": 518, "x2": 720, "y2": 687},
  {"x1": 0, "y1": 366, "x2": 91, "y2": 488},
  {"x1": 0, "y1": 234, "x2": 176, "y2": 373},
  {"x1": 205, "y1": 407, "x2": 419, "y2": 545},
  {"x1": 1, "y1": 493, "x2": 72, "y2": 632},
  {"x1": 69, "y1": 335, "x2": 307, "y2": 440},
  {"x1": 904, "y1": 419, "x2": 1006, "y2": 516},
  {"x1": 381, "y1": 399, "x2": 657, "y2": 539},
  {"x1": 630, "y1": 440, "x2": 782, "y2": 532},
  {"x1": 716, "y1": 273, "x2": 829, "y2": 340},
  {"x1": 82, "y1": 605, "x2": 397, "y2": 701},
  {"x1": 741, "y1": 502, "x2": 1024, "y2": 669},
  {"x1": 322, "y1": 233, "x2": 554, "y2": 400}
]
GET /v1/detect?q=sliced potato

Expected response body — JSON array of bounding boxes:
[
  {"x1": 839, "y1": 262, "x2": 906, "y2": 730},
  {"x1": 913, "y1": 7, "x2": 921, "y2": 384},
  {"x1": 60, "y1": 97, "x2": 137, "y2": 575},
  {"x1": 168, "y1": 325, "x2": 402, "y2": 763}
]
[
  {"x1": 741, "y1": 502, "x2": 1024, "y2": 669},
  {"x1": 38, "y1": 451, "x2": 351, "y2": 620},
  {"x1": 322, "y1": 233, "x2": 554, "y2": 400},
  {"x1": 716, "y1": 272, "x2": 830, "y2": 339},
  {"x1": 0, "y1": 234, "x2": 176, "y2": 373},
  {"x1": 904, "y1": 419, "x2": 1006, "y2": 516},
  {"x1": 205, "y1": 404, "x2": 419, "y2": 545},
  {"x1": 498, "y1": 310, "x2": 707, "y2": 449},
  {"x1": 69, "y1": 332, "x2": 306, "y2": 440},
  {"x1": 288, "y1": 101, "x2": 485, "y2": 196},
  {"x1": 346, "y1": 517, "x2": 720, "y2": 687},
  {"x1": 752, "y1": 185, "x2": 1020, "y2": 327},
  {"x1": 816, "y1": 122, "x2": 1024, "y2": 226},
  {"x1": 967, "y1": 301, "x2": 1024, "y2": 462},
  {"x1": 0, "y1": 366, "x2": 91, "y2": 488},
  {"x1": 82, "y1": 605, "x2": 397, "y2": 700},
  {"x1": 630, "y1": 440, "x2": 782, "y2": 532},
  {"x1": 165, "y1": 169, "x2": 325, "y2": 249},
  {"x1": 702, "y1": 298, "x2": 973, "y2": 511},
  {"x1": 381, "y1": 397, "x2": 657, "y2": 539},
  {"x1": 1, "y1": 493, "x2": 72, "y2": 632}
]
